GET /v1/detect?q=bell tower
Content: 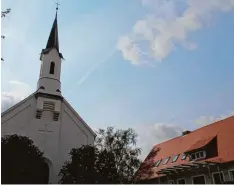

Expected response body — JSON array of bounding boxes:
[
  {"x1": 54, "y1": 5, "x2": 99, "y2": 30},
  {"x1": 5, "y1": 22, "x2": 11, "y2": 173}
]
[
  {"x1": 35, "y1": 5, "x2": 64, "y2": 121},
  {"x1": 37, "y1": 8, "x2": 64, "y2": 96}
]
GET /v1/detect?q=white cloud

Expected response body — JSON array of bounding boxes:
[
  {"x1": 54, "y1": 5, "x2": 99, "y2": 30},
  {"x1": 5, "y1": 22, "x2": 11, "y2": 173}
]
[
  {"x1": 135, "y1": 111, "x2": 234, "y2": 160},
  {"x1": 116, "y1": 36, "x2": 142, "y2": 65},
  {"x1": 64, "y1": 49, "x2": 117, "y2": 97},
  {"x1": 135, "y1": 123, "x2": 183, "y2": 160},
  {"x1": 1, "y1": 81, "x2": 32, "y2": 112},
  {"x1": 117, "y1": 0, "x2": 234, "y2": 65},
  {"x1": 195, "y1": 111, "x2": 234, "y2": 126}
]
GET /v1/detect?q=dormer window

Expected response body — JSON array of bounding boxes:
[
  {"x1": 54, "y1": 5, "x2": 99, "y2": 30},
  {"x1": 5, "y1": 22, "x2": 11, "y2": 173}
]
[
  {"x1": 50, "y1": 62, "x2": 55, "y2": 74},
  {"x1": 181, "y1": 153, "x2": 187, "y2": 160},
  {"x1": 198, "y1": 151, "x2": 206, "y2": 159},
  {"x1": 190, "y1": 153, "x2": 196, "y2": 160},
  {"x1": 190, "y1": 151, "x2": 206, "y2": 161},
  {"x1": 155, "y1": 159, "x2": 162, "y2": 167},
  {"x1": 162, "y1": 157, "x2": 170, "y2": 165},
  {"x1": 172, "y1": 154, "x2": 180, "y2": 163}
]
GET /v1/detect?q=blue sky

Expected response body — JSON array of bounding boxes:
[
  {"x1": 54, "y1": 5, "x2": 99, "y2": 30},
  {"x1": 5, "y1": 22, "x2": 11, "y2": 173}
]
[{"x1": 1, "y1": 0, "x2": 234, "y2": 158}]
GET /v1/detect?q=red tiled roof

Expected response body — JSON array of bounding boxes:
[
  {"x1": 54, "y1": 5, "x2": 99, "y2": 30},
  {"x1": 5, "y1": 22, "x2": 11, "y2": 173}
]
[
  {"x1": 135, "y1": 115, "x2": 234, "y2": 181},
  {"x1": 185, "y1": 135, "x2": 217, "y2": 152}
]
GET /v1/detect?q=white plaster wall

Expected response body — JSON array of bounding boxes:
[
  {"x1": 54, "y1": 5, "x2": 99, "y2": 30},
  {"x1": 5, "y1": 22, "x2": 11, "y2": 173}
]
[
  {"x1": 1, "y1": 95, "x2": 60, "y2": 183},
  {"x1": 53, "y1": 101, "x2": 95, "y2": 182},
  {"x1": 37, "y1": 48, "x2": 62, "y2": 95},
  {"x1": 40, "y1": 48, "x2": 61, "y2": 80},
  {"x1": 1, "y1": 95, "x2": 35, "y2": 136},
  {"x1": 37, "y1": 78, "x2": 61, "y2": 95},
  {"x1": 1, "y1": 94, "x2": 95, "y2": 183}
]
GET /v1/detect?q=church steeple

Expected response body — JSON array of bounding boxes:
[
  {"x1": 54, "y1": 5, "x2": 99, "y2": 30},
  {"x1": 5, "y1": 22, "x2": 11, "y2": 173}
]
[
  {"x1": 41, "y1": 8, "x2": 63, "y2": 60},
  {"x1": 46, "y1": 12, "x2": 59, "y2": 52},
  {"x1": 37, "y1": 6, "x2": 63, "y2": 96}
]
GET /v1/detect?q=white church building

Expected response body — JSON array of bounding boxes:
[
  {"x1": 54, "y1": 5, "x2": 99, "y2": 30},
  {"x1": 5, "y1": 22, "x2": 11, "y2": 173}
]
[{"x1": 1, "y1": 10, "x2": 96, "y2": 183}]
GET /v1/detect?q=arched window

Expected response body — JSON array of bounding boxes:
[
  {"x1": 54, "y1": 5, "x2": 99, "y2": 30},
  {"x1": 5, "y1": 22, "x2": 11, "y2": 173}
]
[{"x1": 49, "y1": 62, "x2": 55, "y2": 74}]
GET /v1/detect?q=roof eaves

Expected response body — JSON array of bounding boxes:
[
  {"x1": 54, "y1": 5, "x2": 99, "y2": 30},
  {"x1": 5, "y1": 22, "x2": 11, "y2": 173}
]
[
  {"x1": 1, "y1": 92, "x2": 36, "y2": 117},
  {"x1": 63, "y1": 98, "x2": 97, "y2": 137}
]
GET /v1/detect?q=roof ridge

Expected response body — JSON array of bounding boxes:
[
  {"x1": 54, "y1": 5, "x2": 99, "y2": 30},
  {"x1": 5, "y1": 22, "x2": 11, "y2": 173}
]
[
  {"x1": 191, "y1": 115, "x2": 234, "y2": 133},
  {"x1": 1, "y1": 92, "x2": 36, "y2": 117},
  {"x1": 63, "y1": 98, "x2": 97, "y2": 137},
  {"x1": 152, "y1": 115, "x2": 234, "y2": 150}
]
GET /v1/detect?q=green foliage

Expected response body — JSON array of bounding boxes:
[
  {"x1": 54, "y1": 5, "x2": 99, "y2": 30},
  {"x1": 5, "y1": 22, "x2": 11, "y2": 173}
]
[
  {"x1": 1, "y1": 8, "x2": 11, "y2": 62},
  {"x1": 59, "y1": 145, "x2": 120, "y2": 184},
  {"x1": 1, "y1": 8, "x2": 11, "y2": 18},
  {"x1": 96, "y1": 127, "x2": 142, "y2": 183},
  {"x1": 1, "y1": 134, "x2": 48, "y2": 184},
  {"x1": 59, "y1": 127, "x2": 142, "y2": 184}
]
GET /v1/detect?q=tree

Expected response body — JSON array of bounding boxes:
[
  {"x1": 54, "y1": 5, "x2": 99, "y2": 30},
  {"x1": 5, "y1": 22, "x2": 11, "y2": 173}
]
[
  {"x1": 1, "y1": 134, "x2": 48, "y2": 184},
  {"x1": 95, "y1": 127, "x2": 142, "y2": 183},
  {"x1": 1, "y1": 8, "x2": 11, "y2": 18},
  {"x1": 1, "y1": 8, "x2": 11, "y2": 61},
  {"x1": 59, "y1": 127, "x2": 142, "y2": 184},
  {"x1": 59, "y1": 145, "x2": 120, "y2": 184}
]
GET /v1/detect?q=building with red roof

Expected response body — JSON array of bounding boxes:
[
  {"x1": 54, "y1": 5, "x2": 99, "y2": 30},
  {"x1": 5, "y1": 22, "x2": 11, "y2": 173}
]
[{"x1": 134, "y1": 116, "x2": 234, "y2": 184}]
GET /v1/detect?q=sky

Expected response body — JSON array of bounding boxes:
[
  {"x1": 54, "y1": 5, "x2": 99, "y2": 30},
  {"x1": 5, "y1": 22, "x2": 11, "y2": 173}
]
[{"x1": 1, "y1": 0, "x2": 234, "y2": 159}]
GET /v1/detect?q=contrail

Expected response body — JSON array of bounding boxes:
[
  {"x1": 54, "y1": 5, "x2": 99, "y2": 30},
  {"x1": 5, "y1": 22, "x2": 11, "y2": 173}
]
[{"x1": 64, "y1": 49, "x2": 117, "y2": 97}]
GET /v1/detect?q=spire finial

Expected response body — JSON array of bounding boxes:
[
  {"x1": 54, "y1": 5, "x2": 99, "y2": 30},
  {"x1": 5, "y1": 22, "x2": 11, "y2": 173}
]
[{"x1": 55, "y1": 0, "x2": 60, "y2": 13}]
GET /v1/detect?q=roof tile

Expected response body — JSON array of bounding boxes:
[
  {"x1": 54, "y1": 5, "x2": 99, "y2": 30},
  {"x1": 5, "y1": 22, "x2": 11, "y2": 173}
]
[{"x1": 135, "y1": 116, "x2": 234, "y2": 181}]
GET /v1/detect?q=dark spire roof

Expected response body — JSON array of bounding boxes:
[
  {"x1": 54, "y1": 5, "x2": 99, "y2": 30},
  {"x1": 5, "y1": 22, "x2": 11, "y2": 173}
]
[
  {"x1": 41, "y1": 11, "x2": 64, "y2": 60},
  {"x1": 46, "y1": 12, "x2": 59, "y2": 52}
]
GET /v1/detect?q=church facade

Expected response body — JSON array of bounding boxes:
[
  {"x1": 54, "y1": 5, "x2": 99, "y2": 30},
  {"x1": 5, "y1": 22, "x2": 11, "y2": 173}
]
[{"x1": 1, "y1": 11, "x2": 96, "y2": 183}]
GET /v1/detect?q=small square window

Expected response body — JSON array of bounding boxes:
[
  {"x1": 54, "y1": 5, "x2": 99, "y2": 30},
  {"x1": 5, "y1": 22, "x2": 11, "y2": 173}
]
[
  {"x1": 190, "y1": 153, "x2": 196, "y2": 160},
  {"x1": 172, "y1": 154, "x2": 180, "y2": 163},
  {"x1": 181, "y1": 153, "x2": 187, "y2": 160},
  {"x1": 162, "y1": 157, "x2": 170, "y2": 165},
  {"x1": 168, "y1": 180, "x2": 175, "y2": 184},
  {"x1": 200, "y1": 151, "x2": 204, "y2": 158},
  {"x1": 155, "y1": 159, "x2": 162, "y2": 167},
  {"x1": 178, "y1": 178, "x2": 186, "y2": 184},
  {"x1": 229, "y1": 170, "x2": 234, "y2": 181},
  {"x1": 193, "y1": 175, "x2": 205, "y2": 184},
  {"x1": 213, "y1": 172, "x2": 224, "y2": 184}
]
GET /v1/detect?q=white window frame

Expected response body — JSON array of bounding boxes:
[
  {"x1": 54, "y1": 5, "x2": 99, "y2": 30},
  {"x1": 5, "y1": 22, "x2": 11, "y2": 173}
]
[
  {"x1": 212, "y1": 171, "x2": 225, "y2": 184},
  {"x1": 181, "y1": 153, "x2": 187, "y2": 160},
  {"x1": 190, "y1": 151, "x2": 206, "y2": 161},
  {"x1": 172, "y1": 154, "x2": 180, "y2": 163},
  {"x1": 229, "y1": 169, "x2": 234, "y2": 181},
  {"x1": 155, "y1": 159, "x2": 162, "y2": 167},
  {"x1": 177, "y1": 178, "x2": 186, "y2": 184},
  {"x1": 168, "y1": 180, "x2": 175, "y2": 184},
  {"x1": 192, "y1": 174, "x2": 206, "y2": 184},
  {"x1": 162, "y1": 157, "x2": 170, "y2": 165},
  {"x1": 190, "y1": 153, "x2": 196, "y2": 160}
]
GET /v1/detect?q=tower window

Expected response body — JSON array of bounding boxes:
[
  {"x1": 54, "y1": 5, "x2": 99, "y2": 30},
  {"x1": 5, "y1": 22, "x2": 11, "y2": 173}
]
[{"x1": 50, "y1": 62, "x2": 55, "y2": 74}]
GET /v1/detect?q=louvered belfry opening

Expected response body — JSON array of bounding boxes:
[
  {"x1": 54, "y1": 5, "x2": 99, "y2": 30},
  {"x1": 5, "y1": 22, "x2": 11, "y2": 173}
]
[
  {"x1": 43, "y1": 101, "x2": 55, "y2": 111},
  {"x1": 36, "y1": 100, "x2": 60, "y2": 121}
]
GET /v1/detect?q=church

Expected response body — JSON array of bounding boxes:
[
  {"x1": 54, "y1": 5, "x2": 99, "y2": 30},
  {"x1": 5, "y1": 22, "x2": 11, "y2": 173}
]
[{"x1": 1, "y1": 9, "x2": 96, "y2": 184}]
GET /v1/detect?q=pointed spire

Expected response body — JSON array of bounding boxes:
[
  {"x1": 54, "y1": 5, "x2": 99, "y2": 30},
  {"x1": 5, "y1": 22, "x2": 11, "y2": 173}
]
[
  {"x1": 45, "y1": 11, "x2": 59, "y2": 52},
  {"x1": 41, "y1": 1, "x2": 63, "y2": 60}
]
